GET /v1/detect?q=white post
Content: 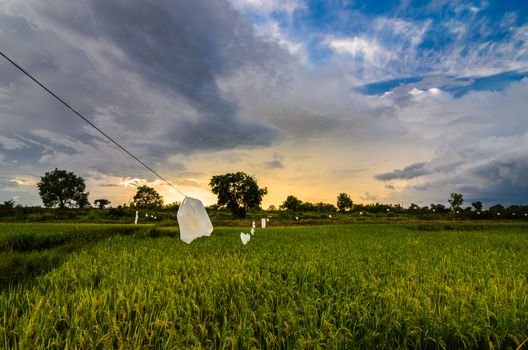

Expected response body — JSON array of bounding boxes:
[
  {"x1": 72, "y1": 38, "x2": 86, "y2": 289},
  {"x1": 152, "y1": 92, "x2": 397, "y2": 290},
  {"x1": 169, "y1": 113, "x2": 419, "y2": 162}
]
[
  {"x1": 135, "y1": 211, "x2": 139, "y2": 224},
  {"x1": 261, "y1": 218, "x2": 266, "y2": 228}
]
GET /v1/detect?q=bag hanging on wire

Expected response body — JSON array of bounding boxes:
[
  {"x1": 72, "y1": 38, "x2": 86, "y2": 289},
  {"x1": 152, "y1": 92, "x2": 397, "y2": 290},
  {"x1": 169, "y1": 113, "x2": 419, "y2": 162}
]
[{"x1": 177, "y1": 196, "x2": 213, "y2": 244}]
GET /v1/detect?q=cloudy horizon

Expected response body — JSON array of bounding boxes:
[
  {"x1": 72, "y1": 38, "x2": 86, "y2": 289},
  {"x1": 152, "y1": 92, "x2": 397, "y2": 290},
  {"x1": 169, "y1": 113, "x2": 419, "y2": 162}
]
[{"x1": 1, "y1": 0, "x2": 527, "y2": 209}]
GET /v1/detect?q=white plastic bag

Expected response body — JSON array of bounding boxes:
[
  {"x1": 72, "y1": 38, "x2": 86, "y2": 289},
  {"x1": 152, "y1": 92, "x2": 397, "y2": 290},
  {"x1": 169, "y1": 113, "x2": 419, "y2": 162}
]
[
  {"x1": 240, "y1": 232, "x2": 250, "y2": 245},
  {"x1": 177, "y1": 196, "x2": 213, "y2": 244}
]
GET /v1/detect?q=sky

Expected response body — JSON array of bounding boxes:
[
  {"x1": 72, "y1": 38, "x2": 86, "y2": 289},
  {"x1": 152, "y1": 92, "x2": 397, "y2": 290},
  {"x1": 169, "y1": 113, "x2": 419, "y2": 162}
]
[{"x1": 0, "y1": 0, "x2": 527, "y2": 209}]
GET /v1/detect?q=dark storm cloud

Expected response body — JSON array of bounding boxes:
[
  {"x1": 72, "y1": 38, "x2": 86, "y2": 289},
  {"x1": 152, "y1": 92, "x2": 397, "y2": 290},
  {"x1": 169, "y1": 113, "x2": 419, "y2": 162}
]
[
  {"x1": 22, "y1": 0, "x2": 286, "y2": 150},
  {"x1": 0, "y1": 0, "x2": 291, "y2": 205},
  {"x1": 463, "y1": 155, "x2": 528, "y2": 204},
  {"x1": 374, "y1": 162, "x2": 430, "y2": 181},
  {"x1": 2, "y1": 0, "x2": 288, "y2": 157},
  {"x1": 405, "y1": 150, "x2": 528, "y2": 207}
]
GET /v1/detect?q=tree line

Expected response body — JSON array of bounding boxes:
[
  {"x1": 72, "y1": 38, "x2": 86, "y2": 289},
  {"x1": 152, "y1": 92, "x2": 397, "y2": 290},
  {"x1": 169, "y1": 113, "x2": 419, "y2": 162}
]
[{"x1": 2, "y1": 168, "x2": 527, "y2": 219}]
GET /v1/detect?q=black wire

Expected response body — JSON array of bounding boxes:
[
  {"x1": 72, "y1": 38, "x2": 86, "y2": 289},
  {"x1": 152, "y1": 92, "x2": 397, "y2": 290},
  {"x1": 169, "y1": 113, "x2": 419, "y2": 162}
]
[{"x1": 0, "y1": 50, "x2": 186, "y2": 196}]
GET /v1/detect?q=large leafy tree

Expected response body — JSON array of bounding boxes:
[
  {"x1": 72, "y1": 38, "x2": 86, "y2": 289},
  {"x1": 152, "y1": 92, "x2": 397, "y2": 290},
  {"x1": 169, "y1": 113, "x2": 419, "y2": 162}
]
[
  {"x1": 336, "y1": 193, "x2": 353, "y2": 212},
  {"x1": 37, "y1": 168, "x2": 89, "y2": 208},
  {"x1": 132, "y1": 185, "x2": 163, "y2": 208},
  {"x1": 209, "y1": 172, "x2": 267, "y2": 218}
]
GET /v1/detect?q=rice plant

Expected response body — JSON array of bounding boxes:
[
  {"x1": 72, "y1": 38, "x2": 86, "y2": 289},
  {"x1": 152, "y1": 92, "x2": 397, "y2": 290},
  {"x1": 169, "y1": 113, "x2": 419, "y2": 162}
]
[{"x1": 0, "y1": 224, "x2": 527, "y2": 348}]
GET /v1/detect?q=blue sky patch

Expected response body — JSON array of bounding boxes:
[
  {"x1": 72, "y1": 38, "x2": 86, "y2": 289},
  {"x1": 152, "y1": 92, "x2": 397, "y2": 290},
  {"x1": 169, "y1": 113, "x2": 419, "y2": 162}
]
[{"x1": 357, "y1": 71, "x2": 528, "y2": 97}]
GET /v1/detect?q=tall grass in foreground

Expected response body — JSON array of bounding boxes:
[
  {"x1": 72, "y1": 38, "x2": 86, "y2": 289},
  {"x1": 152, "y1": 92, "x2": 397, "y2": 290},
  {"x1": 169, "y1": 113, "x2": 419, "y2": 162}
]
[{"x1": 1, "y1": 224, "x2": 527, "y2": 349}]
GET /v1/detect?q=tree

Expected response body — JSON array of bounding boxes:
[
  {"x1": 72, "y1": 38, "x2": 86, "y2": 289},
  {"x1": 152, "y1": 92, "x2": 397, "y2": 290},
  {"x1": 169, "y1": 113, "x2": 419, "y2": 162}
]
[
  {"x1": 408, "y1": 203, "x2": 420, "y2": 210},
  {"x1": 430, "y1": 203, "x2": 448, "y2": 213},
  {"x1": 280, "y1": 195, "x2": 303, "y2": 211},
  {"x1": 489, "y1": 204, "x2": 504, "y2": 214},
  {"x1": 209, "y1": 172, "x2": 267, "y2": 218},
  {"x1": 336, "y1": 193, "x2": 353, "y2": 212},
  {"x1": 314, "y1": 202, "x2": 337, "y2": 212},
  {"x1": 1, "y1": 199, "x2": 15, "y2": 209},
  {"x1": 448, "y1": 192, "x2": 464, "y2": 212},
  {"x1": 94, "y1": 199, "x2": 111, "y2": 209},
  {"x1": 471, "y1": 201, "x2": 483, "y2": 212},
  {"x1": 37, "y1": 169, "x2": 89, "y2": 208},
  {"x1": 132, "y1": 185, "x2": 163, "y2": 208},
  {"x1": 164, "y1": 202, "x2": 180, "y2": 210},
  {"x1": 75, "y1": 192, "x2": 91, "y2": 208}
]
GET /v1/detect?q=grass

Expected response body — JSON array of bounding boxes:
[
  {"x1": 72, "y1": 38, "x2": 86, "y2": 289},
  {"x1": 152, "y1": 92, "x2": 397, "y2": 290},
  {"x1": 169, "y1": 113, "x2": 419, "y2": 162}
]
[
  {"x1": 0, "y1": 223, "x2": 166, "y2": 289},
  {"x1": 1, "y1": 223, "x2": 527, "y2": 348}
]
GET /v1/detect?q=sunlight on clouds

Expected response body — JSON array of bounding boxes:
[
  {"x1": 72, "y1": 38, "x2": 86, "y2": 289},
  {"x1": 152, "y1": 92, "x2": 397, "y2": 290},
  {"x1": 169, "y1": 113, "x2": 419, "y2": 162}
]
[
  {"x1": 1, "y1": 1, "x2": 528, "y2": 208},
  {"x1": 10, "y1": 177, "x2": 38, "y2": 186}
]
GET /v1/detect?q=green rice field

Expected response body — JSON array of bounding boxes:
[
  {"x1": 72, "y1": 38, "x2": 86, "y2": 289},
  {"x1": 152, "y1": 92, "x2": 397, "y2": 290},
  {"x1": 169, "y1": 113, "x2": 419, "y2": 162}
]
[{"x1": 1, "y1": 223, "x2": 527, "y2": 349}]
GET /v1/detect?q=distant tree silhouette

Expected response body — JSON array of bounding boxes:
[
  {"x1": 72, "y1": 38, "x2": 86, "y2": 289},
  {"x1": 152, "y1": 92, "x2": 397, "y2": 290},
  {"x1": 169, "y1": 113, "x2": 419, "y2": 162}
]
[
  {"x1": 471, "y1": 201, "x2": 483, "y2": 212},
  {"x1": 448, "y1": 192, "x2": 464, "y2": 212},
  {"x1": 337, "y1": 193, "x2": 353, "y2": 212},
  {"x1": 94, "y1": 199, "x2": 111, "y2": 209},
  {"x1": 281, "y1": 195, "x2": 303, "y2": 211}
]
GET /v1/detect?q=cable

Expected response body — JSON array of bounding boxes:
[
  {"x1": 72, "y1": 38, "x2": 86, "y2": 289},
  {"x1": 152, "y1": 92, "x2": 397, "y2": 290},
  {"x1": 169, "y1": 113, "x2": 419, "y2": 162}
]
[{"x1": 0, "y1": 50, "x2": 186, "y2": 197}]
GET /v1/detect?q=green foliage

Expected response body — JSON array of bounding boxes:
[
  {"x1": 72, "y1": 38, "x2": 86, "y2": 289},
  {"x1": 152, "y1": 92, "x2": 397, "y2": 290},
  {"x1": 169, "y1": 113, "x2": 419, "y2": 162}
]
[
  {"x1": 301, "y1": 202, "x2": 337, "y2": 212},
  {"x1": 281, "y1": 196, "x2": 339, "y2": 213},
  {"x1": 489, "y1": 204, "x2": 505, "y2": 213},
  {"x1": 209, "y1": 172, "x2": 267, "y2": 218},
  {"x1": 280, "y1": 195, "x2": 303, "y2": 211},
  {"x1": 164, "y1": 202, "x2": 180, "y2": 210},
  {"x1": 471, "y1": 201, "x2": 483, "y2": 212},
  {"x1": 430, "y1": 203, "x2": 449, "y2": 213},
  {"x1": 1, "y1": 199, "x2": 15, "y2": 209},
  {"x1": 37, "y1": 169, "x2": 89, "y2": 208},
  {"x1": 0, "y1": 224, "x2": 147, "y2": 289},
  {"x1": 94, "y1": 199, "x2": 111, "y2": 209},
  {"x1": 0, "y1": 224, "x2": 527, "y2": 348},
  {"x1": 75, "y1": 192, "x2": 91, "y2": 208},
  {"x1": 132, "y1": 185, "x2": 164, "y2": 209},
  {"x1": 0, "y1": 224, "x2": 139, "y2": 253},
  {"x1": 448, "y1": 192, "x2": 464, "y2": 211},
  {"x1": 336, "y1": 193, "x2": 353, "y2": 212}
]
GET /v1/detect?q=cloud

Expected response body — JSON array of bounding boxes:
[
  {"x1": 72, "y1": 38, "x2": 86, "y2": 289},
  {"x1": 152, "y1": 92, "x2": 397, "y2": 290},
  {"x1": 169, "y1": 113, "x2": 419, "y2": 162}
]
[
  {"x1": 1, "y1": 0, "x2": 290, "y2": 155},
  {"x1": 0, "y1": 0, "x2": 295, "y2": 205},
  {"x1": 0, "y1": 135, "x2": 28, "y2": 150},
  {"x1": 360, "y1": 192, "x2": 378, "y2": 201},
  {"x1": 408, "y1": 136, "x2": 528, "y2": 205},
  {"x1": 10, "y1": 177, "x2": 38, "y2": 186},
  {"x1": 325, "y1": 36, "x2": 388, "y2": 67},
  {"x1": 375, "y1": 162, "x2": 430, "y2": 181},
  {"x1": 229, "y1": 0, "x2": 304, "y2": 17},
  {"x1": 263, "y1": 160, "x2": 284, "y2": 169},
  {"x1": 377, "y1": 79, "x2": 528, "y2": 206},
  {"x1": 1, "y1": 1, "x2": 528, "y2": 208}
]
